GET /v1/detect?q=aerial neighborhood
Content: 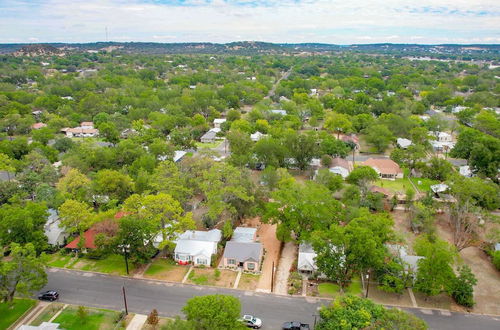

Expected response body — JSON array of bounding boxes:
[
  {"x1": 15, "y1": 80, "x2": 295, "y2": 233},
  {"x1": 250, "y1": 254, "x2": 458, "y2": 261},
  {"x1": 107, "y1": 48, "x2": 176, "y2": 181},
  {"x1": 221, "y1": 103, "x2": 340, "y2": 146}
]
[{"x1": 0, "y1": 41, "x2": 499, "y2": 330}]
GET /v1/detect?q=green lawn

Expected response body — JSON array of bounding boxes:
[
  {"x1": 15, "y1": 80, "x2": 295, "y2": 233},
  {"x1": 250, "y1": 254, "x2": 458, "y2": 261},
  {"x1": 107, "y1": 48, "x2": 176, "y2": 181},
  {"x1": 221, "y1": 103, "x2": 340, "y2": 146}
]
[
  {"x1": 0, "y1": 298, "x2": 36, "y2": 330},
  {"x1": 374, "y1": 178, "x2": 415, "y2": 194},
  {"x1": 409, "y1": 177, "x2": 439, "y2": 193},
  {"x1": 318, "y1": 279, "x2": 363, "y2": 298},
  {"x1": 53, "y1": 306, "x2": 122, "y2": 330},
  {"x1": 144, "y1": 259, "x2": 176, "y2": 276},
  {"x1": 76, "y1": 254, "x2": 134, "y2": 275},
  {"x1": 47, "y1": 253, "x2": 73, "y2": 268},
  {"x1": 195, "y1": 141, "x2": 221, "y2": 149}
]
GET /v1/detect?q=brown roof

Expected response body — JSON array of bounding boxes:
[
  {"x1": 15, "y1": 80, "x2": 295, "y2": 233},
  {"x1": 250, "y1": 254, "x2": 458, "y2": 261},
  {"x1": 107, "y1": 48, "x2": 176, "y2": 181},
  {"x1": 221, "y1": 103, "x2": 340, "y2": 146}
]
[
  {"x1": 65, "y1": 128, "x2": 98, "y2": 134},
  {"x1": 81, "y1": 121, "x2": 94, "y2": 127},
  {"x1": 32, "y1": 123, "x2": 47, "y2": 129},
  {"x1": 331, "y1": 157, "x2": 351, "y2": 170},
  {"x1": 65, "y1": 228, "x2": 98, "y2": 249},
  {"x1": 363, "y1": 158, "x2": 402, "y2": 175}
]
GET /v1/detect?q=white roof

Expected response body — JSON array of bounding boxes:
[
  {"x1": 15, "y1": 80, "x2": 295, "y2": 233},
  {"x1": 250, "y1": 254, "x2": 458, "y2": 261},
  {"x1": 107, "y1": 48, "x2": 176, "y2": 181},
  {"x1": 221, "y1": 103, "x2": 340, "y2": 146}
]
[
  {"x1": 19, "y1": 322, "x2": 61, "y2": 330},
  {"x1": 250, "y1": 131, "x2": 266, "y2": 141},
  {"x1": 401, "y1": 255, "x2": 425, "y2": 273},
  {"x1": 329, "y1": 166, "x2": 350, "y2": 178},
  {"x1": 431, "y1": 183, "x2": 449, "y2": 193},
  {"x1": 232, "y1": 227, "x2": 257, "y2": 242},
  {"x1": 459, "y1": 165, "x2": 472, "y2": 177},
  {"x1": 213, "y1": 118, "x2": 226, "y2": 124},
  {"x1": 298, "y1": 243, "x2": 317, "y2": 272},
  {"x1": 397, "y1": 138, "x2": 412, "y2": 148},
  {"x1": 174, "y1": 240, "x2": 217, "y2": 258},
  {"x1": 270, "y1": 109, "x2": 287, "y2": 116},
  {"x1": 44, "y1": 209, "x2": 67, "y2": 246},
  {"x1": 177, "y1": 229, "x2": 221, "y2": 242},
  {"x1": 173, "y1": 150, "x2": 187, "y2": 162}
]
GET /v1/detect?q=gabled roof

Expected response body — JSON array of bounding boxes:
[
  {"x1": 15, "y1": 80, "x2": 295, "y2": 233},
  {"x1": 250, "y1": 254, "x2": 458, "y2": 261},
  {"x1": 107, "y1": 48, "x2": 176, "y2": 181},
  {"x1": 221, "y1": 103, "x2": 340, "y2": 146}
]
[
  {"x1": 213, "y1": 118, "x2": 226, "y2": 124},
  {"x1": 200, "y1": 130, "x2": 217, "y2": 140},
  {"x1": 396, "y1": 138, "x2": 412, "y2": 148},
  {"x1": 175, "y1": 240, "x2": 216, "y2": 258},
  {"x1": 298, "y1": 243, "x2": 317, "y2": 271},
  {"x1": 177, "y1": 229, "x2": 222, "y2": 242},
  {"x1": 44, "y1": 209, "x2": 67, "y2": 246},
  {"x1": 223, "y1": 241, "x2": 262, "y2": 262},
  {"x1": 65, "y1": 228, "x2": 98, "y2": 249},
  {"x1": 363, "y1": 158, "x2": 402, "y2": 175},
  {"x1": 331, "y1": 157, "x2": 350, "y2": 170},
  {"x1": 231, "y1": 227, "x2": 257, "y2": 242}
]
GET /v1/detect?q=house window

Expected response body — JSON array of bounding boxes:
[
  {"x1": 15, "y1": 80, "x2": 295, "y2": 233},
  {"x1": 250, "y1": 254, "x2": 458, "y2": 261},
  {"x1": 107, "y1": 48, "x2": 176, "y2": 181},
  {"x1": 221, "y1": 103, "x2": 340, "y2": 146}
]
[
  {"x1": 196, "y1": 258, "x2": 207, "y2": 265},
  {"x1": 228, "y1": 259, "x2": 236, "y2": 265},
  {"x1": 247, "y1": 263, "x2": 255, "y2": 270}
]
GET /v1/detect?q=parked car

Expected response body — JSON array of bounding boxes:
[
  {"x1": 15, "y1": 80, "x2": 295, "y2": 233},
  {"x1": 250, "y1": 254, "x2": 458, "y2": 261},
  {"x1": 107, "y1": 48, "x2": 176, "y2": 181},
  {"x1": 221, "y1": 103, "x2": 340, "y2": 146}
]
[
  {"x1": 241, "y1": 314, "x2": 262, "y2": 329},
  {"x1": 282, "y1": 321, "x2": 310, "y2": 330},
  {"x1": 38, "y1": 290, "x2": 59, "y2": 301}
]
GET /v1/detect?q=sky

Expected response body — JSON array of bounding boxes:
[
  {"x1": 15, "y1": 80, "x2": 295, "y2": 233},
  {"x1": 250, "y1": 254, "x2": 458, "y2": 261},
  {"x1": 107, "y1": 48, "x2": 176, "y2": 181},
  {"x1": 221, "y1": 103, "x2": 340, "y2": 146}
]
[{"x1": 0, "y1": 0, "x2": 499, "y2": 44}]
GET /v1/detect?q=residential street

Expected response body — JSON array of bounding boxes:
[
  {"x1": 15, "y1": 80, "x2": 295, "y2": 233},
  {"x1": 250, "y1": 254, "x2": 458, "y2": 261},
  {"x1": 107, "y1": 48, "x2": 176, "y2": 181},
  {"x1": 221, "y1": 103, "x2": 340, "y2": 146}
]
[{"x1": 43, "y1": 268, "x2": 500, "y2": 329}]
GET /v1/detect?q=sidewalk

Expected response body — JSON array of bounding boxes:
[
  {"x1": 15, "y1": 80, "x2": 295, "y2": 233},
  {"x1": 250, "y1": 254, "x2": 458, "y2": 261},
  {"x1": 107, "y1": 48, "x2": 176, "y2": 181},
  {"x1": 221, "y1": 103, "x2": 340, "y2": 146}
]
[{"x1": 126, "y1": 314, "x2": 147, "y2": 330}]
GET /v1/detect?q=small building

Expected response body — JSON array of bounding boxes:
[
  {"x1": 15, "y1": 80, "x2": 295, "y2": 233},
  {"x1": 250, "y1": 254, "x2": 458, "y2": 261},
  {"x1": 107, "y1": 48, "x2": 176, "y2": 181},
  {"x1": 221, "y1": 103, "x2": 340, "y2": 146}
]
[
  {"x1": 459, "y1": 165, "x2": 473, "y2": 177},
  {"x1": 200, "y1": 130, "x2": 217, "y2": 143},
  {"x1": 270, "y1": 109, "x2": 287, "y2": 116},
  {"x1": 430, "y1": 183, "x2": 449, "y2": 195},
  {"x1": 231, "y1": 227, "x2": 257, "y2": 242},
  {"x1": 431, "y1": 131, "x2": 452, "y2": 143},
  {"x1": 329, "y1": 157, "x2": 352, "y2": 178},
  {"x1": 363, "y1": 158, "x2": 403, "y2": 180},
  {"x1": 61, "y1": 126, "x2": 99, "y2": 138},
  {"x1": 222, "y1": 241, "x2": 262, "y2": 272},
  {"x1": 32, "y1": 122, "x2": 47, "y2": 130},
  {"x1": 250, "y1": 131, "x2": 266, "y2": 142},
  {"x1": 44, "y1": 209, "x2": 68, "y2": 247},
  {"x1": 396, "y1": 138, "x2": 412, "y2": 149},
  {"x1": 80, "y1": 122, "x2": 94, "y2": 129},
  {"x1": 174, "y1": 229, "x2": 221, "y2": 266},
  {"x1": 213, "y1": 118, "x2": 226, "y2": 129},
  {"x1": 430, "y1": 140, "x2": 455, "y2": 152},
  {"x1": 385, "y1": 244, "x2": 424, "y2": 278},
  {"x1": 173, "y1": 150, "x2": 187, "y2": 163},
  {"x1": 298, "y1": 243, "x2": 317, "y2": 274}
]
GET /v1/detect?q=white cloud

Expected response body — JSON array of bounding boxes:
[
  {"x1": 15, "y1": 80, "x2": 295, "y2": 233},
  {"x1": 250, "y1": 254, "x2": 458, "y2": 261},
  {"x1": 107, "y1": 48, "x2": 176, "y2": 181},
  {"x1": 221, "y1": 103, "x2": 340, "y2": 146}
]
[{"x1": 0, "y1": 0, "x2": 498, "y2": 43}]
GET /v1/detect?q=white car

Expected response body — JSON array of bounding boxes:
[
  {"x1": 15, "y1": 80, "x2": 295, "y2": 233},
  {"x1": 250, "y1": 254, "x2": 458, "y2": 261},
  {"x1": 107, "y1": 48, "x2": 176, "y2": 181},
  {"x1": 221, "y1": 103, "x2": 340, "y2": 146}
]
[{"x1": 241, "y1": 314, "x2": 263, "y2": 329}]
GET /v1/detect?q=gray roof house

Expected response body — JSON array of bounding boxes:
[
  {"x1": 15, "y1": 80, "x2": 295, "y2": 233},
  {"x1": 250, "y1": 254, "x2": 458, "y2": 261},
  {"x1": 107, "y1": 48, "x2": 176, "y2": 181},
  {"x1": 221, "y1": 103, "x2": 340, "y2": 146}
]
[
  {"x1": 200, "y1": 130, "x2": 217, "y2": 143},
  {"x1": 44, "y1": 209, "x2": 69, "y2": 247},
  {"x1": 223, "y1": 241, "x2": 263, "y2": 272}
]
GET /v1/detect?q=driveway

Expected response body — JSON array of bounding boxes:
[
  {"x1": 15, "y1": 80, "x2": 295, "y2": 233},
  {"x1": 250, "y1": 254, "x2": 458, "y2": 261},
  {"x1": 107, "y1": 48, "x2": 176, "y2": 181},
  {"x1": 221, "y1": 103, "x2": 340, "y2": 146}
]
[
  {"x1": 274, "y1": 242, "x2": 297, "y2": 295},
  {"x1": 251, "y1": 218, "x2": 281, "y2": 293}
]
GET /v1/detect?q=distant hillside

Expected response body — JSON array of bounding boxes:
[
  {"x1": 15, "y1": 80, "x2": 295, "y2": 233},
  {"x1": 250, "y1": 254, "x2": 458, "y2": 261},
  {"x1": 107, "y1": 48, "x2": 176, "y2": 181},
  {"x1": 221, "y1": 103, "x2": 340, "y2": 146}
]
[
  {"x1": 0, "y1": 41, "x2": 499, "y2": 58},
  {"x1": 12, "y1": 44, "x2": 64, "y2": 57}
]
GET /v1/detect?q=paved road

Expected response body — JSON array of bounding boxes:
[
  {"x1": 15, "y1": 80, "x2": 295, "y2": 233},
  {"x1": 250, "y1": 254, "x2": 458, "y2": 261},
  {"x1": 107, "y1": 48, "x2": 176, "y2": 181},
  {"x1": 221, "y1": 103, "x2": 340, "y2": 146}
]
[{"x1": 44, "y1": 268, "x2": 500, "y2": 329}]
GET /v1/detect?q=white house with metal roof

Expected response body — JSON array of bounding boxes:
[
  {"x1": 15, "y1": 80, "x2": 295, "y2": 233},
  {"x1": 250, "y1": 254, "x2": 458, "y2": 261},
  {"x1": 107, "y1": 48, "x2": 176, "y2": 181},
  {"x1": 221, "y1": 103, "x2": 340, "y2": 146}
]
[
  {"x1": 44, "y1": 209, "x2": 68, "y2": 247},
  {"x1": 174, "y1": 229, "x2": 221, "y2": 266}
]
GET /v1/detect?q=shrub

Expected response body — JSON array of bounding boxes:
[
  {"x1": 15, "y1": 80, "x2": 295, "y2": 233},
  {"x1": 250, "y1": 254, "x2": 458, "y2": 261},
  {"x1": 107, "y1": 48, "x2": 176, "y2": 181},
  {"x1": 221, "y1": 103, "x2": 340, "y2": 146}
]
[
  {"x1": 114, "y1": 310, "x2": 126, "y2": 323},
  {"x1": 492, "y1": 251, "x2": 500, "y2": 271},
  {"x1": 77, "y1": 306, "x2": 88, "y2": 322},
  {"x1": 214, "y1": 269, "x2": 221, "y2": 280},
  {"x1": 147, "y1": 309, "x2": 159, "y2": 325}
]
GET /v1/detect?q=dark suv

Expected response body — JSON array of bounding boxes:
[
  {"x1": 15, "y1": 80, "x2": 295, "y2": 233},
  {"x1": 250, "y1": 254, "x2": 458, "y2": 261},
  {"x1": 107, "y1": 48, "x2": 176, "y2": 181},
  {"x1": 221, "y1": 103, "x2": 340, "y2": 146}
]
[
  {"x1": 282, "y1": 321, "x2": 310, "y2": 330},
  {"x1": 38, "y1": 290, "x2": 59, "y2": 301}
]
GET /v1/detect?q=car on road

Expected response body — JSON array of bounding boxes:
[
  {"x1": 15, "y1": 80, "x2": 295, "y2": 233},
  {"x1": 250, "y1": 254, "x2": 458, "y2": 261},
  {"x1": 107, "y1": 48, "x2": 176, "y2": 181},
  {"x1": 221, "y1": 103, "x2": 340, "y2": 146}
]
[
  {"x1": 38, "y1": 290, "x2": 59, "y2": 301},
  {"x1": 282, "y1": 321, "x2": 310, "y2": 330},
  {"x1": 241, "y1": 314, "x2": 262, "y2": 329}
]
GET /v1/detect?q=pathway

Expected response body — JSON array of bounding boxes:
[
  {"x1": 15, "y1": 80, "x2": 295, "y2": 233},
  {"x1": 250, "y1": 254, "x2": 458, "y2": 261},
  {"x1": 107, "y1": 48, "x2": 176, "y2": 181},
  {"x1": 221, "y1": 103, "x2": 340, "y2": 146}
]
[
  {"x1": 181, "y1": 266, "x2": 193, "y2": 284},
  {"x1": 265, "y1": 68, "x2": 293, "y2": 99},
  {"x1": 126, "y1": 314, "x2": 147, "y2": 330},
  {"x1": 233, "y1": 269, "x2": 242, "y2": 289},
  {"x1": 274, "y1": 241, "x2": 297, "y2": 295}
]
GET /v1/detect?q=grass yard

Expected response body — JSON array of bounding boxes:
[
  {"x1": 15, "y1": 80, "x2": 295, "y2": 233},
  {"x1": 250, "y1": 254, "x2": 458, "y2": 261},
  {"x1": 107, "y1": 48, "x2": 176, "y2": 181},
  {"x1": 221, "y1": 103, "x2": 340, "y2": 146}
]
[
  {"x1": 409, "y1": 177, "x2": 439, "y2": 193},
  {"x1": 0, "y1": 298, "x2": 36, "y2": 330},
  {"x1": 53, "y1": 306, "x2": 123, "y2": 330},
  {"x1": 375, "y1": 178, "x2": 415, "y2": 194},
  {"x1": 187, "y1": 268, "x2": 238, "y2": 288},
  {"x1": 195, "y1": 141, "x2": 221, "y2": 149},
  {"x1": 144, "y1": 258, "x2": 188, "y2": 282},
  {"x1": 30, "y1": 303, "x2": 64, "y2": 326},
  {"x1": 317, "y1": 278, "x2": 362, "y2": 298},
  {"x1": 72, "y1": 254, "x2": 134, "y2": 275},
  {"x1": 47, "y1": 253, "x2": 74, "y2": 268},
  {"x1": 238, "y1": 273, "x2": 261, "y2": 291}
]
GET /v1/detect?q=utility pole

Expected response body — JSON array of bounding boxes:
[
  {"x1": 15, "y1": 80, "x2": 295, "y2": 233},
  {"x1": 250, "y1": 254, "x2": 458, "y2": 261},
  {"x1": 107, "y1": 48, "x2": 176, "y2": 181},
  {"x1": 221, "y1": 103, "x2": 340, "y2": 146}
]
[
  {"x1": 124, "y1": 250, "x2": 129, "y2": 275},
  {"x1": 122, "y1": 286, "x2": 128, "y2": 315},
  {"x1": 365, "y1": 272, "x2": 370, "y2": 298}
]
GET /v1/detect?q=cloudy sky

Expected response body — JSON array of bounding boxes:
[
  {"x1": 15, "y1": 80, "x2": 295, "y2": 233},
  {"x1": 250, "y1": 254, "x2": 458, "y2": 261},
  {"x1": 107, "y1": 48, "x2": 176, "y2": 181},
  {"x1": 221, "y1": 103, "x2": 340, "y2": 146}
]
[{"x1": 0, "y1": 0, "x2": 499, "y2": 44}]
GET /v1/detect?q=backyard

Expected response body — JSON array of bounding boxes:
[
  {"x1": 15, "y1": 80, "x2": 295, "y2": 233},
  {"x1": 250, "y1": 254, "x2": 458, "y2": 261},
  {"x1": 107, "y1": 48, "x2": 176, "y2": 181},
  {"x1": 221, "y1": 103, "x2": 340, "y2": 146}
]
[
  {"x1": 374, "y1": 178, "x2": 415, "y2": 194},
  {"x1": 409, "y1": 177, "x2": 439, "y2": 193},
  {"x1": 195, "y1": 141, "x2": 221, "y2": 149},
  {"x1": 143, "y1": 258, "x2": 189, "y2": 282},
  {"x1": 0, "y1": 298, "x2": 36, "y2": 330}
]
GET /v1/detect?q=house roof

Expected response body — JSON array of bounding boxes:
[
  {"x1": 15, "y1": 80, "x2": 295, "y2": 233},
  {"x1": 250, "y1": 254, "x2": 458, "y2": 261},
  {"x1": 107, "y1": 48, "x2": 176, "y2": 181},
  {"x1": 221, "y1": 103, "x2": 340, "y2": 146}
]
[
  {"x1": 200, "y1": 130, "x2": 217, "y2": 140},
  {"x1": 250, "y1": 131, "x2": 266, "y2": 141},
  {"x1": 223, "y1": 241, "x2": 262, "y2": 262},
  {"x1": 331, "y1": 157, "x2": 350, "y2": 170},
  {"x1": 363, "y1": 158, "x2": 402, "y2": 175},
  {"x1": 32, "y1": 122, "x2": 47, "y2": 129},
  {"x1": 396, "y1": 138, "x2": 412, "y2": 148},
  {"x1": 173, "y1": 150, "x2": 187, "y2": 162},
  {"x1": 340, "y1": 134, "x2": 359, "y2": 144},
  {"x1": 0, "y1": 170, "x2": 15, "y2": 182},
  {"x1": 177, "y1": 229, "x2": 221, "y2": 242},
  {"x1": 80, "y1": 121, "x2": 94, "y2": 127},
  {"x1": 231, "y1": 227, "x2": 257, "y2": 242},
  {"x1": 459, "y1": 165, "x2": 472, "y2": 177},
  {"x1": 174, "y1": 240, "x2": 216, "y2": 258},
  {"x1": 64, "y1": 127, "x2": 99, "y2": 134},
  {"x1": 65, "y1": 228, "x2": 98, "y2": 249},
  {"x1": 44, "y1": 209, "x2": 67, "y2": 246},
  {"x1": 430, "y1": 183, "x2": 449, "y2": 193},
  {"x1": 270, "y1": 109, "x2": 287, "y2": 116},
  {"x1": 298, "y1": 243, "x2": 317, "y2": 271},
  {"x1": 213, "y1": 118, "x2": 226, "y2": 124}
]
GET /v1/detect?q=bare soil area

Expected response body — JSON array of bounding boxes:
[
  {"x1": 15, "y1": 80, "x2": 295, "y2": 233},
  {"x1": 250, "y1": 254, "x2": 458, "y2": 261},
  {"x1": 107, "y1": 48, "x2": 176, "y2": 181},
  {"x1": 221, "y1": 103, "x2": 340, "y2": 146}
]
[
  {"x1": 274, "y1": 241, "x2": 297, "y2": 294},
  {"x1": 238, "y1": 273, "x2": 261, "y2": 291}
]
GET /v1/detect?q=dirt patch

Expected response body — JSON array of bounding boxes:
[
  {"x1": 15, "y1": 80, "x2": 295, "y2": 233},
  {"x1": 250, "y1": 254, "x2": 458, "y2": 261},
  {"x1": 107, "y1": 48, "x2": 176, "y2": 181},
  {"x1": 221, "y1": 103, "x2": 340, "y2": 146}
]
[
  {"x1": 143, "y1": 261, "x2": 188, "y2": 282},
  {"x1": 391, "y1": 210, "x2": 417, "y2": 251},
  {"x1": 238, "y1": 273, "x2": 261, "y2": 291},
  {"x1": 413, "y1": 291, "x2": 455, "y2": 310},
  {"x1": 240, "y1": 217, "x2": 281, "y2": 292},
  {"x1": 460, "y1": 247, "x2": 500, "y2": 315},
  {"x1": 186, "y1": 268, "x2": 237, "y2": 288},
  {"x1": 275, "y1": 241, "x2": 297, "y2": 294},
  {"x1": 368, "y1": 286, "x2": 414, "y2": 307}
]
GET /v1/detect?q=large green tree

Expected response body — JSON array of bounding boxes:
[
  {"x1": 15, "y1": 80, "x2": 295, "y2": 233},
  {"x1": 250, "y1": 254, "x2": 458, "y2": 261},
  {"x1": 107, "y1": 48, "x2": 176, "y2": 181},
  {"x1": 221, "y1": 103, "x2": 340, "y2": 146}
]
[{"x1": 182, "y1": 295, "x2": 245, "y2": 330}]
